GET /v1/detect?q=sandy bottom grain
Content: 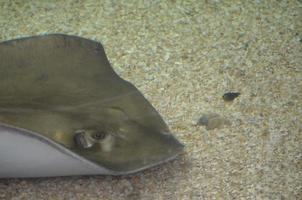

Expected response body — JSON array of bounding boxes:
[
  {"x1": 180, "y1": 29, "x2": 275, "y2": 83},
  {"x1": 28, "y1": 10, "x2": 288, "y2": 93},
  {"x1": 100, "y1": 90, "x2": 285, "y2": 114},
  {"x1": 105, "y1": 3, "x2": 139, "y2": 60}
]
[{"x1": 0, "y1": 0, "x2": 301, "y2": 199}]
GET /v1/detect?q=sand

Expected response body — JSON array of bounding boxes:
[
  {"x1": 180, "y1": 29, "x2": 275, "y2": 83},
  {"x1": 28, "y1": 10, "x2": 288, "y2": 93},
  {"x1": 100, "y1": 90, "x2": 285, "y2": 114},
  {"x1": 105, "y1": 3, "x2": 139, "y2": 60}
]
[{"x1": 0, "y1": 0, "x2": 301, "y2": 199}]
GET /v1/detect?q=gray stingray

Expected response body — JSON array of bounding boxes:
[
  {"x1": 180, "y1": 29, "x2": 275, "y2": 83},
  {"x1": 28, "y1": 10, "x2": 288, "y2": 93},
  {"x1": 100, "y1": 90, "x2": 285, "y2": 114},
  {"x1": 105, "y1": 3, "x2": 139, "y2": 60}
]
[{"x1": 0, "y1": 34, "x2": 184, "y2": 178}]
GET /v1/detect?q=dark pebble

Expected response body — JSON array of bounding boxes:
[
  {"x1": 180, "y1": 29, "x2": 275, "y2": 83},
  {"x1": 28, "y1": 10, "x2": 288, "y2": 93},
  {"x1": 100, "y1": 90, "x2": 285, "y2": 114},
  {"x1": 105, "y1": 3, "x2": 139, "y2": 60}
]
[{"x1": 223, "y1": 92, "x2": 240, "y2": 102}]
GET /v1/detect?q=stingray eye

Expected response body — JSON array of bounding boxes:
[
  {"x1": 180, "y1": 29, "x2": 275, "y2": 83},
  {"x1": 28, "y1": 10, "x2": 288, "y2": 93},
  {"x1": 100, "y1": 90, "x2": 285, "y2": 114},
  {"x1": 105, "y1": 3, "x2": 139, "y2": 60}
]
[{"x1": 92, "y1": 131, "x2": 106, "y2": 140}]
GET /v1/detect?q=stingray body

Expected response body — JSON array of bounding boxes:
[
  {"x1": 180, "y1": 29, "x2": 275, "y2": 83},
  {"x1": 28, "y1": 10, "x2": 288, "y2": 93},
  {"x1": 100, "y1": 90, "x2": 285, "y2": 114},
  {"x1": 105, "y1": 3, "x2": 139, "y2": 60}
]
[{"x1": 0, "y1": 34, "x2": 184, "y2": 178}]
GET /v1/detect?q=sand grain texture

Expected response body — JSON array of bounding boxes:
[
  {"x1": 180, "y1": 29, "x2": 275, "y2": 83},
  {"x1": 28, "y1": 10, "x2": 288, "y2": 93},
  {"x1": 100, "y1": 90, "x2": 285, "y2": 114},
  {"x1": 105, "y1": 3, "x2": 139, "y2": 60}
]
[{"x1": 0, "y1": 0, "x2": 301, "y2": 199}]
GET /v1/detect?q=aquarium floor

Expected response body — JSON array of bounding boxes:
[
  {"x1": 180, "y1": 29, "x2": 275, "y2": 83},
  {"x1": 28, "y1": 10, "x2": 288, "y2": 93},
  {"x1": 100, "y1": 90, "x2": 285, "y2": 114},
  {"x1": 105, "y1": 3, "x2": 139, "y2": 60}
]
[{"x1": 0, "y1": 0, "x2": 301, "y2": 199}]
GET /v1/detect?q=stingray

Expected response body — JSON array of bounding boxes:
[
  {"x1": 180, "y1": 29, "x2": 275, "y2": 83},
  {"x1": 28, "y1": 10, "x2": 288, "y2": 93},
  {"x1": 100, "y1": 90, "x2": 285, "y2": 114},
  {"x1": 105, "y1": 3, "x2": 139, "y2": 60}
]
[{"x1": 0, "y1": 34, "x2": 184, "y2": 178}]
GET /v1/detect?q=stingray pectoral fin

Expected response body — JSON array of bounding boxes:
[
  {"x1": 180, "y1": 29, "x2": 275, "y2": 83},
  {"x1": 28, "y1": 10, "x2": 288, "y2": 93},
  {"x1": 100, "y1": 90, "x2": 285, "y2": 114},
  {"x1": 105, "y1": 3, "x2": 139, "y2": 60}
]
[{"x1": 0, "y1": 34, "x2": 184, "y2": 177}]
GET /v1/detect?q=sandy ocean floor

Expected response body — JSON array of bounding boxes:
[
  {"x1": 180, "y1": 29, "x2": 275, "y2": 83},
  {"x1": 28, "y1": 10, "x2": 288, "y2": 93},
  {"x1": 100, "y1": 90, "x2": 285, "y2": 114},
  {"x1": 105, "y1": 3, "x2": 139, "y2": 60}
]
[{"x1": 0, "y1": 0, "x2": 301, "y2": 199}]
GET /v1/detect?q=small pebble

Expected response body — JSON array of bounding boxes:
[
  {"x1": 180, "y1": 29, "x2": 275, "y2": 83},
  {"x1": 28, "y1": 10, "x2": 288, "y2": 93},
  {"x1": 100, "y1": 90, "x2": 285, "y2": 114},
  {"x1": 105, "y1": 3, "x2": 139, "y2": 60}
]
[
  {"x1": 222, "y1": 92, "x2": 240, "y2": 102},
  {"x1": 197, "y1": 113, "x2": 231, "y2": 130}
]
